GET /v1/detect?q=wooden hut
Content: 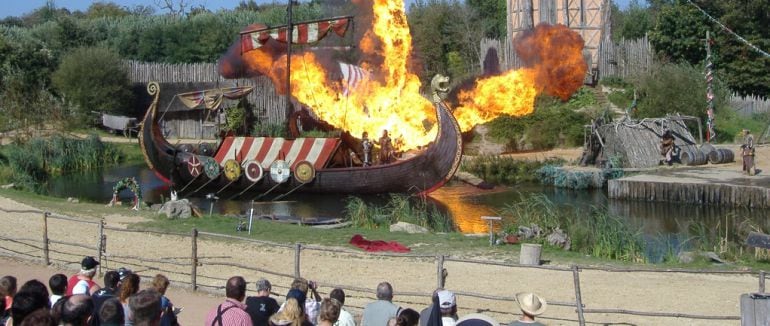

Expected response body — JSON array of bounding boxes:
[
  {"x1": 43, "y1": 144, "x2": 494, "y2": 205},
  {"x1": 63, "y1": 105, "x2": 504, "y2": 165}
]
[
  {"x1": 596, "y1": 116, "x2": 701, "y2": 169},
  {"x1": 124, "y1": 61, "x2": 287, "y2": 139}
]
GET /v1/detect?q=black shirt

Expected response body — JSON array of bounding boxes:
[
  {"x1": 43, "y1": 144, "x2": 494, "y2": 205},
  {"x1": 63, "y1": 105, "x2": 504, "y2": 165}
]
[
  {"x1": 245, "y1": 296, "x2": 280, "y2": 326},
  {"x1": 90, "y1": 287, "x2": 118, "y2": 326}
]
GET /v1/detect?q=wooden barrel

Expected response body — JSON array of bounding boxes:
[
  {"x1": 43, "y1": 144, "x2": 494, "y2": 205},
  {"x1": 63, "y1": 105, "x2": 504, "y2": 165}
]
[
  {"x1": 700, "y1": 143, "x2": 716, "y2": 156},
  {"x1": 681, "y1": 149, "x2": 707, "y2": 166},
  {"x1": 708, "y1": 148, "x2": 735, "y2": 164}
]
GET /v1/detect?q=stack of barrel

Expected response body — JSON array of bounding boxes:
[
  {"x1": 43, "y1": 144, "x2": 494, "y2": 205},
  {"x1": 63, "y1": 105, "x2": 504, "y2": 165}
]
[{"x1": 683, "y1": 143, "x2": 734, "y2": 166}]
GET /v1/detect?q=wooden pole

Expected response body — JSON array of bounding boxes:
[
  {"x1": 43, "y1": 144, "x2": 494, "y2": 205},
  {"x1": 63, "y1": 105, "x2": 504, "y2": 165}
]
[
  {"x1": 191, "y1": 228, "x2": 198, "y2": 291},
  {"x1": 572, "y1": 265, "x2": 586, "y2": 326},
  {"x1": 294, "y1": 243, "x2": 302, "y2": 278},
  {"x1": 436, "y1": 255, "x2": 445, "y2": 289},
  {"x1": 42, "y1": 212, "x2": 49, "y2": 265},
  {"x1": 760, "y1": 271, "x2": 766, "y2": 293},
  {"x1": 97, "y1": 219, "x2": 104, "y2": 275}
]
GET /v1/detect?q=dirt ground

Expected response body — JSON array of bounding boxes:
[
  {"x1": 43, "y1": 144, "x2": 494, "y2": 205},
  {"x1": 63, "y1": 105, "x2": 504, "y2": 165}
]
[{"x1": 0, "y1": 194, "x2": 760, "y2": 326}]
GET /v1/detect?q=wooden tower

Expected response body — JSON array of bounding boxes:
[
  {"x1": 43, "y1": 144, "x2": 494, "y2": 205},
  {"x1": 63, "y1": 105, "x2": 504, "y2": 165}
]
[{"x1": 506, "y1": 0, "x2": 611, "y2": 77}]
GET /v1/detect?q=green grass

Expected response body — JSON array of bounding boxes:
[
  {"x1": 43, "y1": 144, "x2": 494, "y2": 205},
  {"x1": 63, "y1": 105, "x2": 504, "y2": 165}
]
[{"x1": 0, "y1": 186, "x2": 766, "y2": 270}]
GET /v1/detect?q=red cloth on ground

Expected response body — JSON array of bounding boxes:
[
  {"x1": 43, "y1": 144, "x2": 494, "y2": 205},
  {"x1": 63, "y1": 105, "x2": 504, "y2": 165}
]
[{"x1": 349, "y1": 234, "x2": 410, "y2": 253}]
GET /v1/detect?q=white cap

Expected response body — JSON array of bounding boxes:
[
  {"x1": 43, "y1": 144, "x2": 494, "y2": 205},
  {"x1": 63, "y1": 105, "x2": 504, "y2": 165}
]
[{"x1": 437, "y1": 290, "x2": 456, "y2": 308}]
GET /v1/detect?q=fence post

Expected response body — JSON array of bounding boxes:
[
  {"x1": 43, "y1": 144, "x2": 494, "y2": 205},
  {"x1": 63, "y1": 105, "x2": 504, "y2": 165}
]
[
  {"x1": 42, "y1": 212, "x2": 50, "y2": 265},
  {"x1": 294, "y1": 243, "x2": 302, "y2": 278},
  {"x1": 97, "y1": 219, "x2": 105, "y2": 275},
  {"x1": 191, "y1": 228, "x2": 198, "y2": 291},
  {"x1": 572, "y1": 265, "x2": 586, "y2": 326},
  {"x1": 436, "y1": 255, "x2": 445, "y2": 289},
  {"x1": 760, "y1": 271, "x2": 766, "y2": 293}
]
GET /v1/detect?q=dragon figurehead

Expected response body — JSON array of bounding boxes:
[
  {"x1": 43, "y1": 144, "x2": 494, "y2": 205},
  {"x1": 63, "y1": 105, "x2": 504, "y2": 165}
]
[{"x1": 431, "y1": 74, "x2": 450, "y2": 103}]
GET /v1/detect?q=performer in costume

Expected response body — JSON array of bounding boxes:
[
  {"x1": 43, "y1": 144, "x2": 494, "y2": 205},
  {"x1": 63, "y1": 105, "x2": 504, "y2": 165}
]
[
  {"x1": 379, "y1": 130, "x2": 393, "y2": 164},
  {"x1": 362, "y1": 132, "x2": 373, "y2": 167},
  {"x1": 741, "y1": 129, "x2": 755, "y2": 175}
]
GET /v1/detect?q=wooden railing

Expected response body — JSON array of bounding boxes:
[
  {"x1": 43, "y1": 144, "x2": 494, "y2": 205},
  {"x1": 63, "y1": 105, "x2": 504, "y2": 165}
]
[{"x1": 0, "y1": 207, "x2": 763, "y2": 325}]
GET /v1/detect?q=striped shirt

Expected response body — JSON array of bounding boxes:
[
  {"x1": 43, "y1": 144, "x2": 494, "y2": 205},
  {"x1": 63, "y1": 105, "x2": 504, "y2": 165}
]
[{"x1": 205, "y1": 298, "x2": 252, "y2": 326}]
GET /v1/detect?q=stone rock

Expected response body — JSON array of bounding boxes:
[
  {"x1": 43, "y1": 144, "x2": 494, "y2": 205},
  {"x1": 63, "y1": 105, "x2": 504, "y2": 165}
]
[
  {"x1": 150, "y1": 204, "x2": 162, "y2": 211},
  {"x1": 67, "y1": 197, "x2": 79, "y2": 203},
  {"x1": 702, "y1": 251, "x2": 726, "y2": 264},
  {"x1": 518, "y1": 224, "x2": 543, "y2": 240},
  {"x1": 546, "y1": 228, "x2": 571, "y2": 250},
  {"x1": 1, "y1": 183, "x2": 14, "y2": 189},
  {"x1": 678, "y1": 251, "x2": 696, "y2": 264},
  {"x1": 389, "y1": 222, "x2": 429, "y2": 234},
  {"x1": 158, "y1": 199, "x2": 192, "y2": 219}
]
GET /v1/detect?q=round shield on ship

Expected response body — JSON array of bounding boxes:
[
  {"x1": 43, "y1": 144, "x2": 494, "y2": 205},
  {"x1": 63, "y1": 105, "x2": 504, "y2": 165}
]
[
  {"x1": 294, "y1": 160, "x2": 315, "y2": 183},
  {"x1": 201, "y1": 156, "x2": 220, "y2": 179},
  {"x1": 197, "y1": 143, "x2": 214, "y2": 156},
  {"x1": 269, "y1": 160, "x2": 291, "y2": 184},
  {"x1": 242, "y1": 160, "x2": 263, "y2": 183},
  {"x1": 186, "y1": 155, "x2": 202, "y2": 178},
  {"x1": 223, "y1": 159, "x2": 242, "y2": 181}
]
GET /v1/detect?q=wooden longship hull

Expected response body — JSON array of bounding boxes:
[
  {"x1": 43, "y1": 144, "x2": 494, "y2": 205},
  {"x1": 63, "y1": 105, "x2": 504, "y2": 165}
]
[{"x1": 139, "y1": 82, "x2": 463, "y2": 197}]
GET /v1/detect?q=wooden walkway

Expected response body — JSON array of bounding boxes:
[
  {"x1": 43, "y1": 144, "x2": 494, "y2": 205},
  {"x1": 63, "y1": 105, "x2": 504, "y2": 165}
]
[{"x1": 608, "y1": 168, "x2": 770, "y2": 208}]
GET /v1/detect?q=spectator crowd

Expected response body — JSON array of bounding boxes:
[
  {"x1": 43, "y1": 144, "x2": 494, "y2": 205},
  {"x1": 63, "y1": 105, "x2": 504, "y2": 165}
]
[{"x1": 1, "y1": 256, "x2": 548, "y2": 326}]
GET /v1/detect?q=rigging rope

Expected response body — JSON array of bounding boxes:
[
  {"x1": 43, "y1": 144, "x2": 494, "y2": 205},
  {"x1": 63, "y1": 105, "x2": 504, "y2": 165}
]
[{"x1": 686, "y1": 0, "x2": 770, "y2": 59}]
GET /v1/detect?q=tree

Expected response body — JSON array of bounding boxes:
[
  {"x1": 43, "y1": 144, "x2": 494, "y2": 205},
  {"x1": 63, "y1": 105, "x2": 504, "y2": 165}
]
[
  {"x1": 617, "y1": 0, "x2": 653, "y2": 40},
  {"x1": 466, "y1": 0, "x2": 507, "y2": 39},
  {"x1": 51, "y1": 47, "x2": 134, "y2": 122},
  {"x1": 155, "y1": 0, "x2": 191, "y2": 17},
  {"x1": 649, "y1": 1, "x2": 709, "y2": 64},
  {"x1": 85, "y1": 2, "x2": 131, "y2": 19}
]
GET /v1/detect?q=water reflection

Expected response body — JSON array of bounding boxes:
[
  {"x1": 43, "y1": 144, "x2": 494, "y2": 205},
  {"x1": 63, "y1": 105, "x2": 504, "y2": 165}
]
[{"x1": 47, "y1": 164, "x2": 770, "y2": 238}]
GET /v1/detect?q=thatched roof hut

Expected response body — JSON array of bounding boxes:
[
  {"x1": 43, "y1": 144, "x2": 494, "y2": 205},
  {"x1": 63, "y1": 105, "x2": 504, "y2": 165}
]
[{"x1": 597, "y1": 116, "x2": 701, "y2": 168}]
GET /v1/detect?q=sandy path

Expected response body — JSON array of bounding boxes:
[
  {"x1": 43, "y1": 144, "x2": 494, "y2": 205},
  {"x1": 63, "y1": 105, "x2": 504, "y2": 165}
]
[{"x1": 0, "y1": 196, "x2": 759, "y2": 325}]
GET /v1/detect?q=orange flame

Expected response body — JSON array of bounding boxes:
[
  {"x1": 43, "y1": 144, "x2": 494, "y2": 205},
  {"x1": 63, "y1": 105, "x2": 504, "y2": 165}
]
[
  {"x1": 222, "y1": 3, "x2": 587, "y2": 150},
  {"x1": 454, "y1": 23, "x2": 587, "y2": 130},
  {"x1": 281, "y1": 0, "x2": 436, "y2": 150}
]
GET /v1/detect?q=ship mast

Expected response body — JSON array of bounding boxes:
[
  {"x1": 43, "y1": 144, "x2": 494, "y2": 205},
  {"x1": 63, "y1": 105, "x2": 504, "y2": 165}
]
[{"x1": 286, "y1": 0, "x2": 296, "y2": 122}]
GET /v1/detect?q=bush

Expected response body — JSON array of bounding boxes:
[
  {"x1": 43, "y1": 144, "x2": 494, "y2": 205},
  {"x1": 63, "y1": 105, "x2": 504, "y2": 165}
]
[
  {"x1": 51, "y1": 46, "x2": 134, "y2": 123},
  {"x1": 486, "y1": 95, "x2": 590, "y2": 151},
  {"x1": 632, "y1": 63, "x2": 729, "y2": 122},
  {"x1": 461, "y1": 156, "x2": 565, "y2": 185}
]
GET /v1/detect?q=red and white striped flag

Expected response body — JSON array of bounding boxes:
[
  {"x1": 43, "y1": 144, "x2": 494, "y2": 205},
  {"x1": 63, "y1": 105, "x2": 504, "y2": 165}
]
[
  {"x1": 241, "y1": 18, "x2": 351, "y2": 53},
  {"x1": 339, "y1": 62, "x2": 369, "y2": 96}
]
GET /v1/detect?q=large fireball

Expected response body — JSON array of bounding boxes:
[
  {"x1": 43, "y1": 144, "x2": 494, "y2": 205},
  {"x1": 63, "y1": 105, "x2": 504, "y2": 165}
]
[{"x1": 219, "y1": 1, "x2": 587, "y2": 151}]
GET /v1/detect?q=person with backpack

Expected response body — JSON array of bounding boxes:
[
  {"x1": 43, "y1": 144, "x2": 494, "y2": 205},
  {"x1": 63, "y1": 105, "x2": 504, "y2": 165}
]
[{"x1": 204, "y1": 276, "x2": 252, "y2": 326}]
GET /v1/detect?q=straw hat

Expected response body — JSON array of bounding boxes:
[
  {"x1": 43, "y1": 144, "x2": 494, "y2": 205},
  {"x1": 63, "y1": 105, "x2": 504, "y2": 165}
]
[{"x1": 516, "y1": 292, "x2": 547, "y2": 316}]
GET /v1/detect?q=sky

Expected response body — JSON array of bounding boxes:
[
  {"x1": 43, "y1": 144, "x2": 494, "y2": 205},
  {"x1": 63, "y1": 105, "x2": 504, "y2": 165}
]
[{"x1": 0, "y1": 0, "x2": 633, "y2": 20}]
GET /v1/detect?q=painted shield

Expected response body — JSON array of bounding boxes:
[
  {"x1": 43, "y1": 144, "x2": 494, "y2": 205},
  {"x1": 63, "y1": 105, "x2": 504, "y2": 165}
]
[
  {"x1": 223, "y1": 159, "x2": 242, "y2": 181},
  {"x1": 187, "y1": 155, "x2": 202, "y2": 178},
  {"x1": 269, "y1": 160, "x2": 291, "y2": 184},
  {"x1": 201, "y1": 156, "x2": 220, "y2": 179},
  {"x1": 294, "y1": 160, "x2": 315, "y2": 183},
  {"x1": 242, "y1": 159, "x2": 263, "y2": 183}
]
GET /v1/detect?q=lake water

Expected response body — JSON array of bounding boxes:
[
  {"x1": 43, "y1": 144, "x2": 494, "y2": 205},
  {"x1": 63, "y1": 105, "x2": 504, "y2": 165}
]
[{"x1": 47, "y1": 164, "x2": 770, "y2": 237}]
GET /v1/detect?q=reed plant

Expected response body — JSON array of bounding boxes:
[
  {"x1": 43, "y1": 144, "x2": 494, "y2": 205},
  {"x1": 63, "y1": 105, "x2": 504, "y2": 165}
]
[
  {"x1": 502, "y1": 193, "x2": 646, "y2": 262},
  {"x1": 461, "y1": 156, "x2": 565, "y2": 185},
  {"x1": 344, "y1": 195, "x2": 454, "y2": 232},
  {"x1": 5, "y1": 134, "x2": 123, "y2": 192}
]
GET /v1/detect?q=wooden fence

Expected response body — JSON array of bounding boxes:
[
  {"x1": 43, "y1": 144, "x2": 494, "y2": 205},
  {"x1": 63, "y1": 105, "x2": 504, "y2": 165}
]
[
  {"x1": 730, "y1": 93, "x2": 770, "y2": 117},
  {"x1": 122, "y1": 60, "x2": 288, "y2": 131},
  {"x1": 480, "y1": 35, "x2": 654, "y2": 82},
  {"x1": 1, "y1": 207, "x2": 763, "y2": 324}
]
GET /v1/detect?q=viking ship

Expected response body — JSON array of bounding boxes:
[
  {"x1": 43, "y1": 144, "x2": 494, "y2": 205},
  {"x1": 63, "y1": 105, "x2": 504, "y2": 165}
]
[{"x1": 138, "y1": 75, "x2": 463, "y2": 198}]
